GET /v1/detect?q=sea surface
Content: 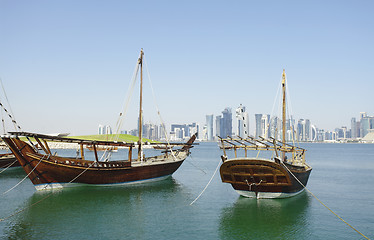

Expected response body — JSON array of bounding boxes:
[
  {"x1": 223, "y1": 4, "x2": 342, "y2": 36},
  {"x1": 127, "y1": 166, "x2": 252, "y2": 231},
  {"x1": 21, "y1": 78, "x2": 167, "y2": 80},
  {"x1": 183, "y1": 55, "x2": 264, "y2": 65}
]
[{"x1": 0, "y1": 142, "x2": 373, "y2": 239}]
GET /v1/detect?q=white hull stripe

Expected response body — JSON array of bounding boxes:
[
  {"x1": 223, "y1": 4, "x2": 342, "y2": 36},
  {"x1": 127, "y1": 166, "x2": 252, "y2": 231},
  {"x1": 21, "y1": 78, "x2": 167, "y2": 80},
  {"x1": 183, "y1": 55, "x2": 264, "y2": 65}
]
[
  {"x1": 235, "y1": 189, "x2": 305, "y2": 199},
  {"x1": 34, "y1": 174, "x2": 172, "y2": 191}
]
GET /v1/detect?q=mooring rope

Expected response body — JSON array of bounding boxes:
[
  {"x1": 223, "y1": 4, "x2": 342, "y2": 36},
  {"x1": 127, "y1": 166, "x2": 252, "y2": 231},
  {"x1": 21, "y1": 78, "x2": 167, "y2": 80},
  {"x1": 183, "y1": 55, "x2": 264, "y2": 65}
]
[
  {"x1": 280, "y1": 162, "x2": 370, "y2": 240},
  {"x1": 185, "y1": 155, "x2": 206, "y2": 174},
  {"x1": 1, "y1": 154, "x2": 48, "y2": 196},
  {"x1": 190, "y1": 157, "x2": 221, "y2": 205},
  {"x1": 0, "y1": 154, "x2": 97, "y2": 222},
  {"x1": 0, "y1": 159, "x2": 18, "y2": 174},
  {"x1": 245, "y1": 179, "x2": 262, "y2": 191},
  {"x1": 0, "y1": 191, "x2": 53, "y2": 222}
]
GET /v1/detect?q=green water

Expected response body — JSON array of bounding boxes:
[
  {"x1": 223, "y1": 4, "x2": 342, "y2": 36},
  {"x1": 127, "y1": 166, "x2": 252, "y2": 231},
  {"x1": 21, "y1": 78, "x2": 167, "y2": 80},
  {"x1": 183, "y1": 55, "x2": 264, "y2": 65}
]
[{"x1": 0, "y1": 142, "x2": 373, "y2": 239}]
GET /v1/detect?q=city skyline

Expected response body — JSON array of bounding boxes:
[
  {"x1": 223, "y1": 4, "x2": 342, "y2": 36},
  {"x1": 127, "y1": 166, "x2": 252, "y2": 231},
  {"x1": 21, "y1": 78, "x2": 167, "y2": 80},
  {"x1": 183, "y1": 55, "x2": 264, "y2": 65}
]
[
  {"x1": 115, "y1": 107, "x2": 374, "y2": 143},
  {"x1": 1, "y1": 1, "x2": 373, "y2": 135}
]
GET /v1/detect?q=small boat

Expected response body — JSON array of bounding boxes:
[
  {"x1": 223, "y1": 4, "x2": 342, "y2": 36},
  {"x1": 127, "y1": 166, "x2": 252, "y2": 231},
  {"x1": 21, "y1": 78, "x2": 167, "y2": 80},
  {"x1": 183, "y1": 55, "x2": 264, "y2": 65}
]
[
  {"x1": 0, "y1": 152, "x2": 19, "y2": 168},
  {"x1": 219, "y1": 70, "x2": 312, "y2": 199},
  {"x1": 86, "y1": 145, "x2": 118, "y2": 152},
  {"x1": 1, "y1": 49, "x2": 197, "y2": 190}
]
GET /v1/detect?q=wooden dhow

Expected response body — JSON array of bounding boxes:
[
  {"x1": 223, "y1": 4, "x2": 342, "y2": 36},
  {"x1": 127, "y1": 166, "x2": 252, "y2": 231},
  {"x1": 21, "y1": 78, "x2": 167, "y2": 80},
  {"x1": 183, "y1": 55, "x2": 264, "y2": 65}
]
[
  {"x1": 1, "y1": 49, "x2": 197, "y2": 190},
  {"x1": 219, "y1": 70, "x2": 312, "y2": 199},
  {"x1": 2, "y1": 132, "x2": 196, "y2": 190}
]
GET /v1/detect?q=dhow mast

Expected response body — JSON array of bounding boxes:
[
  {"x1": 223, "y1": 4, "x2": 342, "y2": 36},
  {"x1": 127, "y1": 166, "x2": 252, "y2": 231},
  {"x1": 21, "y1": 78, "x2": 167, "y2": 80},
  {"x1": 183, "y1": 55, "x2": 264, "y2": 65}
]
[
  {"x1": 138, "y1": 49, "x2": 144, "y2": 161},
  {"x1": 282, "y1": 69, "x2": 286, "y2": 160}
]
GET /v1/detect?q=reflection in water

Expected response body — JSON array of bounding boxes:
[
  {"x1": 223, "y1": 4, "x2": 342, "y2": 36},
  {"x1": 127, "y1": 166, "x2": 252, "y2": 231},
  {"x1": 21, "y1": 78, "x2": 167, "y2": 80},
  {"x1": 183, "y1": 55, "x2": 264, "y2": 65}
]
[
  {"x1": 0, "y1": 167, "x2": 25, "y2": 179},
  {"x1": 219, "y1": 192, "x2": 311, "y2": 240},
  {"x1": 5, "y1": 178, "x2": 183, "y2": 240}
]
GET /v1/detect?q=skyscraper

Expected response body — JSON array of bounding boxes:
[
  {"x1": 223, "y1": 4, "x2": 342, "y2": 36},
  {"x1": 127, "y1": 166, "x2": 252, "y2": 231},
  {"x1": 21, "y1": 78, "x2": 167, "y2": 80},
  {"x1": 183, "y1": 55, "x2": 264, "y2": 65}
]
[
  {"x1": 159, "y1": 124, "x2": 166, "y2": 140},
  {"x1": 98, "y1": 124, "x2": 111, "y2": 135},
  {"x1": 206, "y1": 114, "x2": 214, "y2": 141},
  {"x1": 215, "y1": 115, "x2": 221, "y2": 138},
  {"x1": 105, "y1": 125, "x2": 112, "y2": 135},
  {"x1": 311, "y1": 125, "x2": 317, "y2": 141},
  {"x1": 361, "y1": 116, "x2": 371, "y2": 138},
  {"x1": 236, "y1": 104, "x2": 249, "y2": 138},
  {"x1": 142, "y1": 123, "x2": 159, "y2": 140},
  {"x1": 356, "y1": 121, "x2": 361, "y2": 138},
  {"x1": 171, "y1": 124, "x2": 186, "y2": 139},
  {"x1": 297, "y1": 119, "x2": 313, "y2": 141},
  {"x1": 188, "y1": 122, "x2": 199, "y2": 138},
  {"x1": 217, "y1": 108, "x2": 232, "y2": 138},
  {"x1": 297, "y1": 119, "x2": 305, "y2": 141},
  {"x1": 269, "y1": 116, "x2": 279, "y2": 139},
  {"x1": 255, "y1": 114, "x2": 263, "y2": 138},
  {"x1": 305, "y1": 119, "x2": 311, "y2": 141},
  {"x1": 351, "y1": 117, "x2": 357, "y2": 139},
  {"x1": 286, "y1": 116, "x2": 296, "y2": 141},
  {"x1": 255, "y1": 114, "x2": 270, "y2": 139},
  {"x1": 98, "y1": 124, "x2": 105, "y2": 135},
  {"x1": 260, "y1": 114, "x2": 270, "y2": 138}
]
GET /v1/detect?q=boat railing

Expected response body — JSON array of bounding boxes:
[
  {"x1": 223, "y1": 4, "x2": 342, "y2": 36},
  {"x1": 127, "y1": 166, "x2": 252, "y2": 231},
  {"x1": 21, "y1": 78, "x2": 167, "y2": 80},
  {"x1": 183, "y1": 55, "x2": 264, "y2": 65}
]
[
  {"x1": 25, "y1": 152, "x2": 132, "y2": 168},
  {"x1": 6, "y1": 131, "x2": 195, "y2": 165},
  {"x1": 218, "y1": 136, "x2": 306, "y2": 164}
]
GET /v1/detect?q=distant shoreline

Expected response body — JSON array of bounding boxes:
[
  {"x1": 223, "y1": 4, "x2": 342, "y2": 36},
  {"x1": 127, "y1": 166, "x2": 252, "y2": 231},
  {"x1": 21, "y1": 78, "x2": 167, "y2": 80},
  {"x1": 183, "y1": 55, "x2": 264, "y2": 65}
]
[{"x1": 1, "y1": 140, "x2": 372, "y2": 150}]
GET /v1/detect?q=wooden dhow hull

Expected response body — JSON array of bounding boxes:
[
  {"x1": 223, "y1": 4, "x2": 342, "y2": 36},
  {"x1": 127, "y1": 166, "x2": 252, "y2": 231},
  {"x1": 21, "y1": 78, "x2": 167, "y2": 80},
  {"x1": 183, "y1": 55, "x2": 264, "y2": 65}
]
[
  {"x1": 0, "y1": 153, "x2": 20, "y2": 168},
  {"x1": 2, "y1": 137, "x2": 191, "y2": 190},
  {"x1": 220, "y1": 158, "x2": 312, "y2": 199}
]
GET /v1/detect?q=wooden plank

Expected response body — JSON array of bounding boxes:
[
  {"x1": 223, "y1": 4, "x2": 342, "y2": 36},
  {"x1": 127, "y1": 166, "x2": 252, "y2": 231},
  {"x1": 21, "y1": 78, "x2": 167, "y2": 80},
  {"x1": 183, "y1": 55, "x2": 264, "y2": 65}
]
[
  {"x1": 34, "y1": 137, "x2": 50, "y2": 155},
  {"x1": 80, "y1": 144, "x2": 85, "y2": 160},
  {"x1": 92, "y1": 144, "x2": 99, "y2": 162},
  {"x1": 42, "y1": 139, "x2": 52, "y2": 155}
]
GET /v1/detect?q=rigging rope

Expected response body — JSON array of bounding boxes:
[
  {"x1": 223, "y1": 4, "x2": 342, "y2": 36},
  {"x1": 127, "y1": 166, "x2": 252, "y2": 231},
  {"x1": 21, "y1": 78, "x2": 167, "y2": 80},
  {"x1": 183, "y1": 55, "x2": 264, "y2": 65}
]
[
  {"x1": 0, "y1": 99, "x2": 5, "y2": 134},
  {"x1": 0, "y1": 78, "x2": 21, "y2": 132},
  {"x1": 0, "y1": 78, "x2": 17, "y2": 125},
  {"x1": 284, "y1": 76, "x2": 301, "y2": 149},
  {"x1": 0, "y1": 102, "x2": 22, "y2": 132},
  {"x1": 0, "y1": 78, "x2": 38, "y2": 151},
  {"x1": 143, "y1": 57, "x2": 178, "y2": 161},
  {"x1": 190, "y1": 157, "x2": 221, "y2": 205},
  {"x1": 280, "y1": 161, "x2": 370, "y2": 240},
  {"x1": 113, "y1": 61, "x2": 140, "y2": 140},
  {"x1": 266, "y1": 78, "x2": 282, "y2": 138},
  {"x1": 100, "y1": 56, "x2": 140, "y2": 162}
]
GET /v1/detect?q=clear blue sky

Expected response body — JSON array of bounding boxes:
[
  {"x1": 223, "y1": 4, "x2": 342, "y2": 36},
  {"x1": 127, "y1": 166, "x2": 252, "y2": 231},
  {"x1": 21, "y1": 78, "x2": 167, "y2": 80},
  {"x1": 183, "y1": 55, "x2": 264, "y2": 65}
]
[{"x1": 0, "y1": 0, "x2": 373, "y2": 135}]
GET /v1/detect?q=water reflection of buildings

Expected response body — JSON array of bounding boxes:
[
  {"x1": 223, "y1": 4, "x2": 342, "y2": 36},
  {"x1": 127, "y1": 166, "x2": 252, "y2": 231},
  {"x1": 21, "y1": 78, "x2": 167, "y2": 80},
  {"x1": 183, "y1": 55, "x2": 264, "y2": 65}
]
[{"x1": 218, "y1": 192, "x2": 311, "y2": 239}]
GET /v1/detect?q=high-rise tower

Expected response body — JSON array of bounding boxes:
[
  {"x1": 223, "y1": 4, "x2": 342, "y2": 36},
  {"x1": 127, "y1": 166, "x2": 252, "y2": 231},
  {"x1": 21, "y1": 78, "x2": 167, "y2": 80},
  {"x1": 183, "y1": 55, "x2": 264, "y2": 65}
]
[
  {"x1": 236, "y1": 104, "x2": 249, "y2": 138},
  {"x1": 206, "y1": 115, "x2": 214, "y2": 141},
  {"x1": 220, "y1": 108, "x2": 232, "y2": 138}
]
